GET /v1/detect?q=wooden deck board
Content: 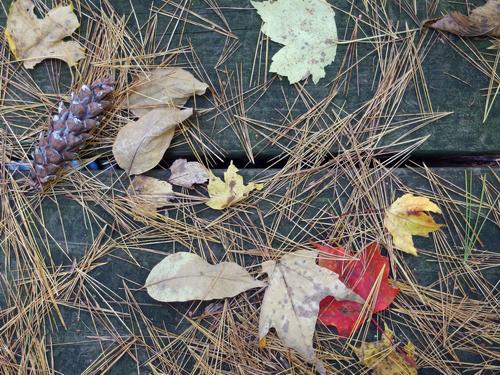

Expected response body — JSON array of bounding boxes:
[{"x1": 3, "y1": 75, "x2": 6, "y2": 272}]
[
  {"x1": 0, "y1": 1, "x2": 498, "y2": 373},
  {"x1": 0, "y1": 0, "x2": 498, "y2": 162},
  {"x1": 2, "y1": 166, "x2": 496, "y2": 374}
]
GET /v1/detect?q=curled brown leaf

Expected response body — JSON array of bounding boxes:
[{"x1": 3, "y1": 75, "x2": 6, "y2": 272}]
[
  {"x1": 127, "y1": 175, "x2": 174, "y2": 211},
  {"x1": 168, "y1": 159, "x2": 209, "y2": 189},
  {"x1": 423, "y1": 0, "x2": 500, "y2": 37}
]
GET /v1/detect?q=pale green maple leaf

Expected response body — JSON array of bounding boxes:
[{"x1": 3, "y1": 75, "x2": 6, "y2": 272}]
[{"x1": 252, "y1": 0, "x2": 338, "y2": 84}]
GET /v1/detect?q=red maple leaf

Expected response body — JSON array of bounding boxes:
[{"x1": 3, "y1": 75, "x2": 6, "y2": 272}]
[{"x1": 312, "y1": 242, "x2": 399, "y2": 336}]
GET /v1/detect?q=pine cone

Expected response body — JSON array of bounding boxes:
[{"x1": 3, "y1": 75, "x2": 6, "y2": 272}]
[{"x1": 32, "y1": 78, "x2": 114, "y2": 187}]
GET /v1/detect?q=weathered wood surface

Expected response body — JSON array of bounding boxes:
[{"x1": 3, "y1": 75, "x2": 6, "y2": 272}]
[
  {"x1": 1, "y1": 167, "x2": 497, "y2": 374},
  {"x1": 0, "y1": 1, "x2": 499, "y2": 373},
  {"x1": 0, "y1": 0, "x2": 498, "y2": 162}
]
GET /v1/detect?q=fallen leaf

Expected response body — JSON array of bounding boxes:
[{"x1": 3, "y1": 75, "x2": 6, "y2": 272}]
[
  {"x1": 313, "y1": 242, "x2": 399, "y2": 336},
  {"x1": 145, "y1": 252, "x2": 265, "y2": 302},
  {"x1": 128, "y1": 68, "x2": 208, "y2": 116},
  {"x1": 354, "y1": 324, "x2": 417, "y2": 375},
  {"x1": 259, "y1": 250, "x2": 363, "y2": 374},
  {"x1": 127, "y1": 175, "x2": 174, "y2": 211},
  {"x1": 384, "y1": 193, "x2": 443, "y2": 256},
  {"x1": 168, "y1": 159, "x2": 209, "y2": 189},
  {"x1": 251, "y1": 0, "x2": 338, "y2": 84},
  {"x1": 423, "y1": 0, "x2": 500, "y2": 37},
  {"x1": 113, "y1": 107, "x2": 193, "y2": 175},
  {"x1": 206, "y1": 161, "x2": 263, "y2": 209},
  {"x1": 5, "y1": 0, "x2": 84, "y2": 69}
]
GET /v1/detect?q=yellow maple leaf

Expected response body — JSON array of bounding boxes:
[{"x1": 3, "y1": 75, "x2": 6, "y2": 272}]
[
  {"x1": 251, "y1": 0, "x2": 338, "y2": 84},
  {"x1": 384, "y1": 193, "x2": 443, "y2": 256},
  {"x1": 354, "y1": 324, "x2": 417, "y2": 375},
  {"x1": 206, "y1": 161, "x2": 263, "y2": 210},
  {"x1": 5, "y1": 0, "x2": 84, "y2": 69},
  {"x1": 259, "y1": 250, "x2": 363, "y2": 374}
]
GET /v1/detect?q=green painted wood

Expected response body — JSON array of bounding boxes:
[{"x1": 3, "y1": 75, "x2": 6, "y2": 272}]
[
  {"x1": 0, "y1": 0, "x2": 498, "y2": 164},
  {"x1": 1, "y1": 166, "x2": 497, "y2": 373},
  {"x1": 1, "y1": 2, "x2": 498, "y2": 373}
]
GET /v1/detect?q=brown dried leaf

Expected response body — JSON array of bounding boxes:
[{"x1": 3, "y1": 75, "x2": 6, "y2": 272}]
[
  {"x1": 168, "y1": 159, "x2": 209, "y2": 189},
  {"x1": 145, "y1": 252, "x2": 265, "y2": 302},
  {"x1": 5, "y1": 0, "x2": 84, "y2": 69},
  {"x1": 127, "y1": 175, "x2": 174, "y2": 211},
  {"x1": 128, "y1": 68, "x2": 208, "y2": 116},
  {"x1": 113, "y1": 108, "x2": 193, "y2": 175},
  {"x1": 423, "y1": 0, "x2": 500, "y2": 37},
  {"x1": 259, "y1": 250, "x2": 363, "y2": 374}
]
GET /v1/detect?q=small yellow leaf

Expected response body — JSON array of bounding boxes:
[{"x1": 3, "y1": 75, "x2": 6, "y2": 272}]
[
  {"x1": 128, "y1": 68, "x2": 208, "y2": 116},
  {"x1": 5, "y1": 0, "x2": 84, "y2": 69},
  {"x1": 354, "y1": 324, "x2": 417, "y2": 375},
  {"x1": 127, "y1": 175, "x2": 174, "y2": 212},
  {"x1": 113, "y1": 108, "x2": 193, "y2": 175},
  {"x1": 206, "y1": 161, "x2": 263, "y2": 210},
  {"x1": 258, "y1": 337, "x2": 267, "y2": 348},
  {"x1": 384, "y1": 193, "x2": 443, "y2": 256}
]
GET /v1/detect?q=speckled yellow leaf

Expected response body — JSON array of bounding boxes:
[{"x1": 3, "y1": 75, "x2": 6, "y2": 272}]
[
  {"x1": 128, "y1": 68, "x2": 208, "y2": 116},
  {"x1": 206, "y1": 161, "x2": 263, "y2": 209},
  {"x1": 145, "y1": 252, "x2": 266, "y2": 302},
  {"x1": 113, "y1": 108, "x2": 193, "y2": 175},
  {"x1": 251, "y1": 0, "x2": 338, "y2": 84},
  {"x1": 259, "y1": 250, "x2": 363, "y2": 374},
  {"x1": 354, "y1": 324, "x2": 417, "y2": 375},
  {"x1": 127, "y1": 175, "x2": 174, "y2": 212},
  {"x1": 384, "y1": 194, "x2": 443, "y2": 256},
  {"x1": 5, "y1": 0, "x2": 84, "y2": 69}
]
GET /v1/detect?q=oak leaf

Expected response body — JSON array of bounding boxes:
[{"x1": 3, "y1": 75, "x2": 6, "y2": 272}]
[
  {"x1": 313, "y1": 242, "x2": 399, "y2": 336},
  {"x1": 206, "y1": 161, "x2": 263, "y2": 209},
  {"x1": 168, "y1": 159, "x2": 209, "y2": 189},
  {"x1": 145, "y1": 252, "x2": 265, "y2": 302},
  {"x1": 113, "y1": 108, "x2": 193, "y2": 175},
  {"x1": 259, "y1": 250, "x2": 363, "y2": 374},
  {"x1": 354, "y1": 324, "x2": 417, "y2": 375},
  {"x1": 5, "y1": 0, "x2": 84, "y2": 69},
  {"x1": 384, "y1": 194, "x2": 443, "y2": 256},
  {"x1": 423, "y1": 0, "x2": 500, "y2": 37},
  {"x1": 127, "y1": 175, "x2": 174, "y2": 211},
  {"x1": 128, "y1": 68, "x2": 208, "y2": 116},
  {"x1": 251, "y1": 0, "x2": 338, "y2": 84}
]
